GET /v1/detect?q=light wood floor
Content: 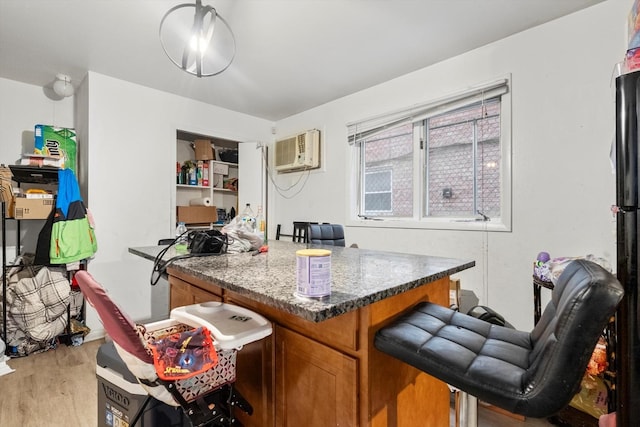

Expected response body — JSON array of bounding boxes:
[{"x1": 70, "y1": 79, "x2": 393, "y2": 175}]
[
  {"x1": 0, "y1": 338, "x2": 554, "y2": 427},
  {"x1": 463, "y1": 404, "x2": 554, "y2": 427},
  {"x1": 0, "y1": 339, "x2": 103, "y2": 427}
]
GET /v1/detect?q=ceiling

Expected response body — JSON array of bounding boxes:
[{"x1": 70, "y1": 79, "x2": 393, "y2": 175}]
[{"x1": 0, "y1": 0, "x2": 605, "y2": 122}]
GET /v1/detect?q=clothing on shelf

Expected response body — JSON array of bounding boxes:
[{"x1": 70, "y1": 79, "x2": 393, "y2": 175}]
[{"x1": 49, "y1": 168, "x2": 97, "y2": 264}]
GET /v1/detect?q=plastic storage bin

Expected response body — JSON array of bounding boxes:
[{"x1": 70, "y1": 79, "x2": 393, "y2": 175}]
[{"x1": 96, "y1": 341, "x2": 189, "y2": 427}]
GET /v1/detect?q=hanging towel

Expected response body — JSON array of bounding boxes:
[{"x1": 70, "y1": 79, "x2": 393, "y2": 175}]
[
  {"x1": 56, "y1": 168, "x2": 82, "y2": 218},
  {"x1": 50, "y1": 169, "x2": 97, "y2": 264}
]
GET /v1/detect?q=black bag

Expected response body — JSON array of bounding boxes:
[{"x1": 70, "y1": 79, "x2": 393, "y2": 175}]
[
  {"x1": 188, "y1": 229, "x2": 227, "y2": 254},
  {"x1": 150, "y1": 229, "x2": 228, "y2": 286}
]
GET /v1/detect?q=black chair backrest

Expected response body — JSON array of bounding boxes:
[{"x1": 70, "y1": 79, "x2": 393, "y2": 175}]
[
  {"x1": 373, "y1": 259, "x2": 623, "y2": 418},
  {"x1": 307, "y1": 223, "x2": 345, "y2": 246},
  {"x1": 523, "y1": 259, "x2": 623, "y2": 414},
  {"x1": 292, "y1": 221, "x2": 310, "y2": 243}
]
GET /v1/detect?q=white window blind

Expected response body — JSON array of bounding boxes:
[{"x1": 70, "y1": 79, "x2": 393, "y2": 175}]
[{"x1": 347, "y1": 79, "x2": 509, "y2": 145}]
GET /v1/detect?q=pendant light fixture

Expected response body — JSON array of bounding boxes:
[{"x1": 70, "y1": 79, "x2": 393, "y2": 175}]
[
  {"x1": 52, "y1": 74, "x2": 74, "y2": 98},
  {"x1": 159, "y1": 0, "x2": 236, "y2": 78}
]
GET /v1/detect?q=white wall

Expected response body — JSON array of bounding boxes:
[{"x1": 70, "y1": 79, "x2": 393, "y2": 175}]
[
  {"x1": 0, "y1": 73, "x2": 272, "y2": 340},
  {"x1": 82, "y1": 72, "x2": 272, "y2": 337},
  {"x1": 272, "y1": 0, "x2": 629, "y2": 330},
  {"x1": 0, "y1": 78, "x2": 75, "y2": 154},
  {"x1": 0, "y1": 78, "x2": 75, "y2": 252}
]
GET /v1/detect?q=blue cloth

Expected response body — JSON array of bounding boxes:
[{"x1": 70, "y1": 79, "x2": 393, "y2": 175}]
[{"x1": 56, "y1": 168, "x2": 81, "y2": 218}]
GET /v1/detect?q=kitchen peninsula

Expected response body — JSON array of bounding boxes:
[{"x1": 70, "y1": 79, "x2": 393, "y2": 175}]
[{"x1": 130, "y1": 240, "x2": 474, "y2": 427}]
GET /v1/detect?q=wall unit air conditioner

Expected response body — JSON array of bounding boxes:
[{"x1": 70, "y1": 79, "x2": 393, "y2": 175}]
[{"x1": 274, "y1": 129, "x2": 320, "y2": 173}]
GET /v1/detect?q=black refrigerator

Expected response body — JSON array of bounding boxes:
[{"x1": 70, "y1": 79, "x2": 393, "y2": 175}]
[{"x1": 615, "y1": 69, "x2": 640, "y2": 427}]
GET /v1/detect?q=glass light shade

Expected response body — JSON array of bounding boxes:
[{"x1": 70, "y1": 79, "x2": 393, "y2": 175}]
[
  {"x1": 159, "y1": 0, "x2": 236, "y2": 77},
  {"x1": 53, "y1": 74, "x2": 74, "y2": 97}
]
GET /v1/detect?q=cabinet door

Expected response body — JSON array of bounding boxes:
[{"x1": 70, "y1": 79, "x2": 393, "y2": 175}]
[
  {"x1": 224, "y1": 293, "x2": 274, "y2": 427},
  {"x1": 169, "y1": 276, "x2": 221, "y2": 309},
  {"x1": 169, "y1": 278, "x2": 193, "y2": 310},
  {"x1": 275, "y1": 326, "x2": 357, "y2": 427},
  {"x1": 192, "y1": 285, "x2": 221, "y2": 304}
]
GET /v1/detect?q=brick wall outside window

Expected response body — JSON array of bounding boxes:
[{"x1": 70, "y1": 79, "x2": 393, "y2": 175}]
[{"x1": 363, "y1": 99, "x2": 501, "y2": 218}]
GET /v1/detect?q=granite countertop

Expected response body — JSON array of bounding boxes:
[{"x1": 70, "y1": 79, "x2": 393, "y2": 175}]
[{"x1": 130, "y1": 240, "x2": 474, "y2": 323}]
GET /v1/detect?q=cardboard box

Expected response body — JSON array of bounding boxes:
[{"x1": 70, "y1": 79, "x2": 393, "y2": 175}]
[
  {"x1": 34, "y1": 125, "x2": 77, "y2": 174},
  {"x1": 0, "y1": 166, "x2": 15, "y2": 218},
  {"x1": 177, "y1": 206, "x2": 217, "y2": 225},
  {"x1": 194, "y1": 139, "x2": 214, "y2": 161},
  {"x1": 13, "y1": 197, "x2": 54, "y2": 219}
]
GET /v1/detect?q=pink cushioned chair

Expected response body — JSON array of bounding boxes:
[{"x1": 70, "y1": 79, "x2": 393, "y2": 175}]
[{"x1": 75, "y1": 270, "x2": 254, "y2": 427}]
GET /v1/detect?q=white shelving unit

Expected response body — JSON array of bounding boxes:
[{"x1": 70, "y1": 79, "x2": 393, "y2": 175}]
[{"x1": 176, "y1": 134, "x2": 239, "y2": 226}]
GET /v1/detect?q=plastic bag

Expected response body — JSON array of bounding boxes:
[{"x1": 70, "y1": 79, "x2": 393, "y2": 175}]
[{"x1": 222, "y1": 216, "x2": 264, "y2": 253}]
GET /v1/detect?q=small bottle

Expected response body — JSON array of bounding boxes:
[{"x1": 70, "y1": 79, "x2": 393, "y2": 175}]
[
  {"x1": 256, "y1": 205, "x2": 266, "y2": 240},
  {"x1": 175, "y1": 222, "x2": 189, "y2": 253},
  {"x1": 241, "y1": 203, "x2": 256, "y2": 231},
  {"x1": 197, "y1": 160, "x2": 204, "y2": 186},
  {"x1": 188, "y1": 165, "x2": 197, "y2": 185}
]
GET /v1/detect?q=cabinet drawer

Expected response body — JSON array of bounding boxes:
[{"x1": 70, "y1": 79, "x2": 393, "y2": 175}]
[
  {"x1": 192, "y1": 285, "x2": 222, "y2": 304},
  {"x1": 169, "y1": 275, "x2": 222, "y2": 310},
  {"x1": 168, "y1": 269, "x2": 223, "y2": 297},
  {"x1": 225, "y1": 290, "x2": 359, "y2": 353}
]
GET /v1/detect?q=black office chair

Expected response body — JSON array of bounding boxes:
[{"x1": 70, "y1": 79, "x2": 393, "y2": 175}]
[
  {"x1": 374, "y1": 259, "x2": 623, "y2": 426},
  {"x1": 307, "y1": 223, "x2": 345, "y2": 246}
]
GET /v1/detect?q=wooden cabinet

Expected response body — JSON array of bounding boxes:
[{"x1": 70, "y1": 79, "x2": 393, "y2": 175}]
[
  {"x1": 167, "y1": 268, "x2": 451, "y2": 427},
  {"x1": 275, "y1": 325, "x2": 357, "y2": 427},
  {"x1": 223, "y1": 292, "x2": 273, "y2": 427},
  {"x1": 168, "y1": 273, "x2": 222, "y2": 310},
  {"x1": 232, "y1": 334, "x2": 273, "y2": 427}
]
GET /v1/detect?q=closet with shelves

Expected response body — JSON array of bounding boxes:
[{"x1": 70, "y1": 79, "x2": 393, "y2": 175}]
[{"x1": 176, "y1": 130, "x2": 240, "y2": 227}]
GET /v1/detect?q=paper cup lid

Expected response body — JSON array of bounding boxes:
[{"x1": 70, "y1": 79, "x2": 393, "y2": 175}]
[{"x1": 296, "y1": 249, "x2": 332, "y2": 257}]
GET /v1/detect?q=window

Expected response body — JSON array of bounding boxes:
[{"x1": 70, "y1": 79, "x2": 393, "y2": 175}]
[
  {"x1": 348, "y1": 78, "x2": 511, "y2": 230},
  {"x1": 364, "y1": 168, "x2": 394, "y2": 213},
  {"x1": 426, "y1": 99, "x2": 501, "y2": 218}
]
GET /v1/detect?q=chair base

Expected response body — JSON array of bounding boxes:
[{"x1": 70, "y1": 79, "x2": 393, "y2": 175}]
[
  {"x1": 129, "y1": 383, "x2": 251, "y2": 427},
  {"x1": 175, "y1": 383, "x2": 252, "y2": 427},
  {"x1": 454, "y1": 390, "x2": 478, "y2": 427}
]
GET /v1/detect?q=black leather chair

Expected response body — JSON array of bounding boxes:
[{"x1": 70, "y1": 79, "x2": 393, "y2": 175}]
[
  {"x1": 307, "y1": 223, "x2": 345, "y2": 246},
  {"x1": 374, "y1": 259, "x2": 623, "y2": 426}
]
